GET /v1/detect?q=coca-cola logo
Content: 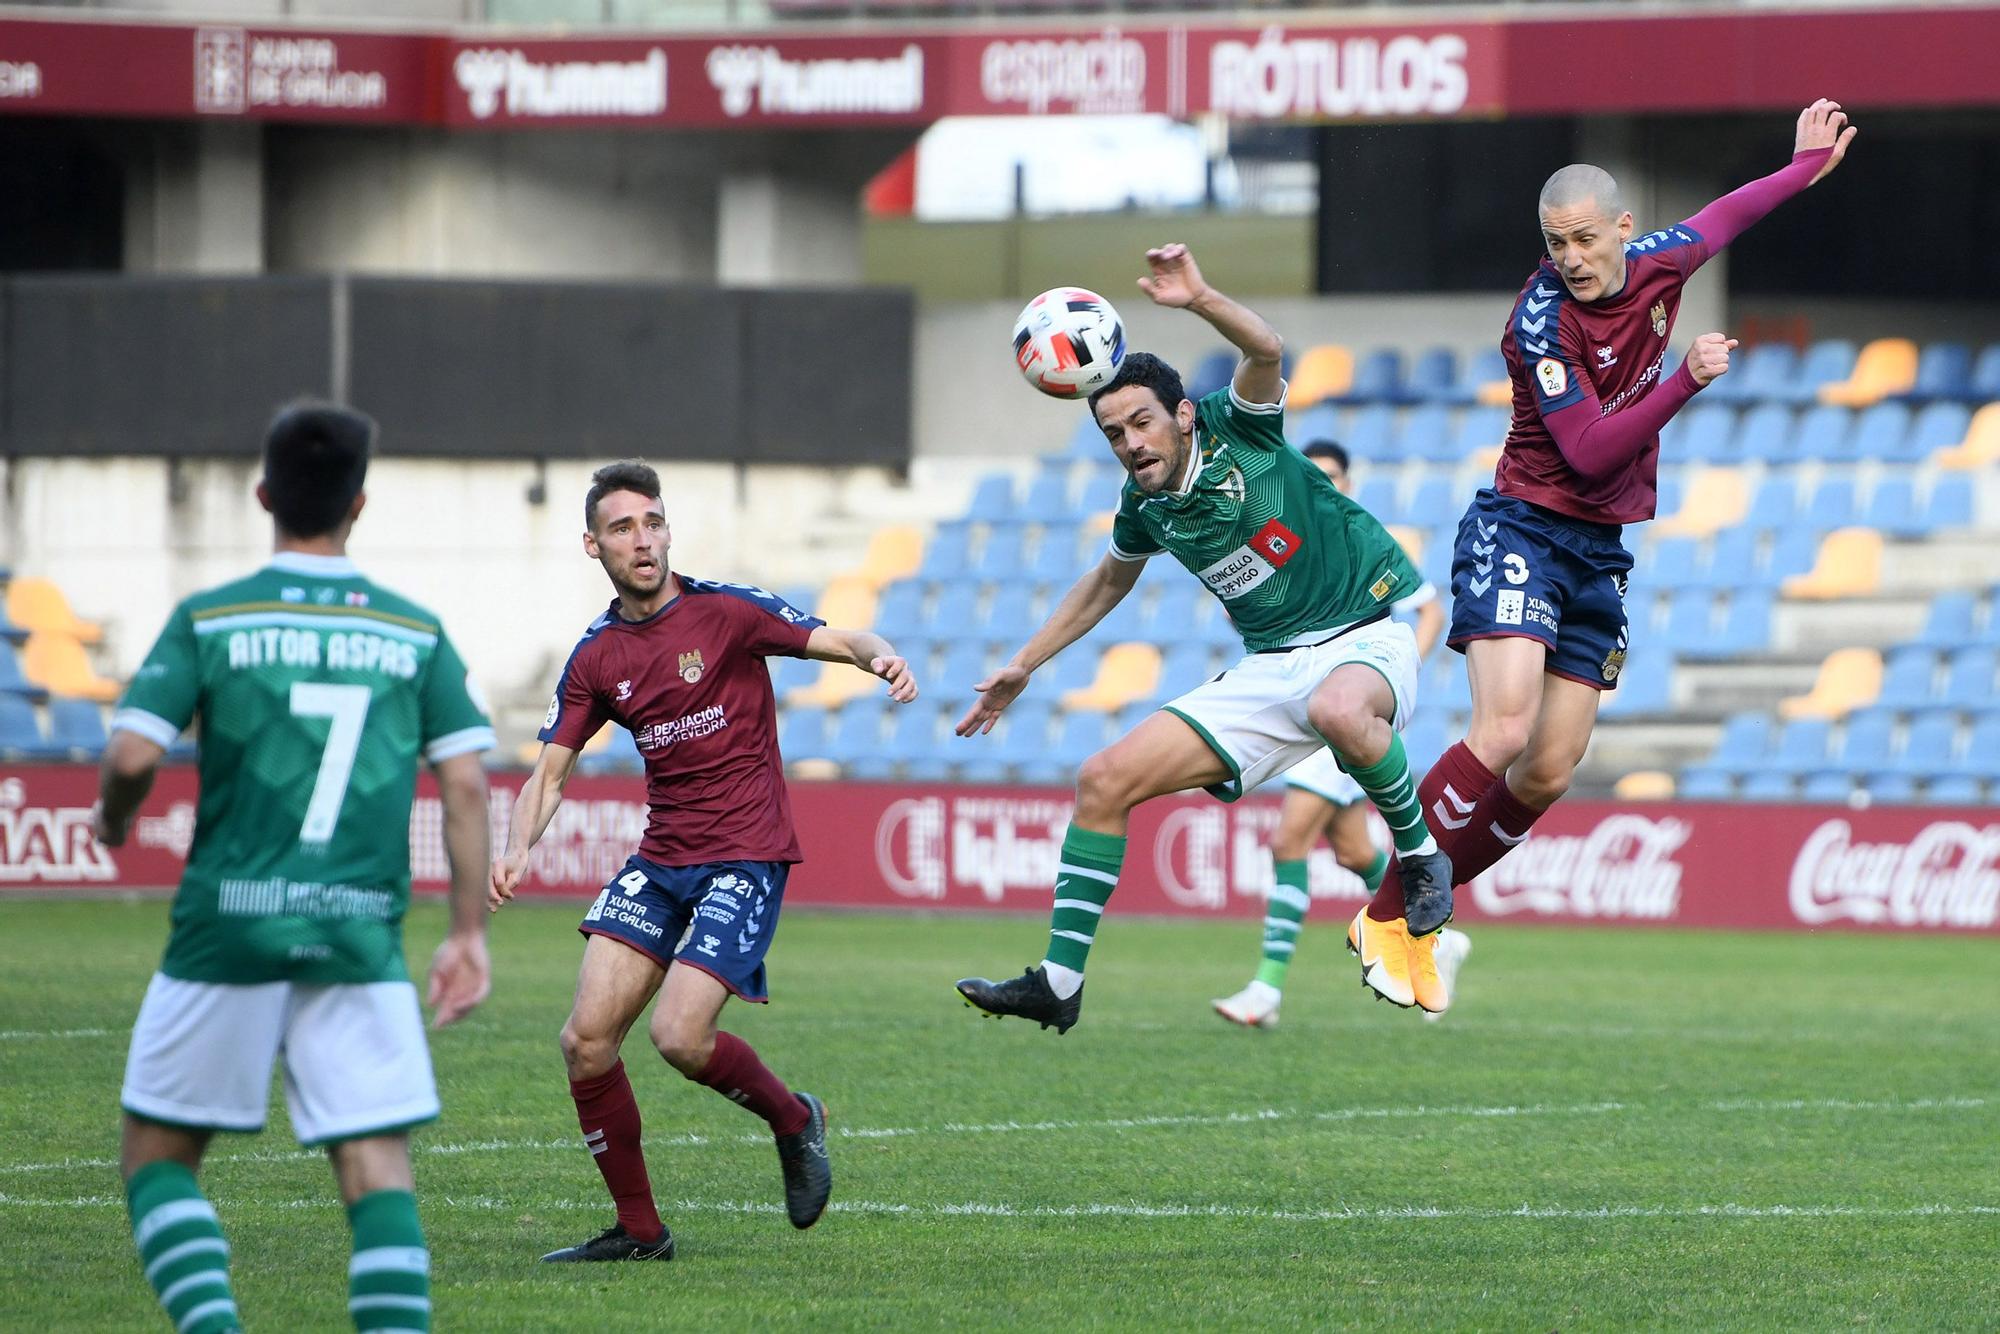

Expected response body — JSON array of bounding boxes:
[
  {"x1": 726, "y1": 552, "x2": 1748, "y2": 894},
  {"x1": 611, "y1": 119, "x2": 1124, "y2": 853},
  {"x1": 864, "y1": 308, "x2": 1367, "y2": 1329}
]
[
  {"x1": 872, "y1": 795, "x2": 1069, "y2": 903},
  {"x1": 979, "y1": 31, "x2": 1148, "y2": 115},
  {"x1": 454, "y1": 47, "x2": 668, "y2": 121},
  {"x1": 1207, "y1": 28, "x2": 1471, "y2": 120},
  {"x1": 705, "y1": 43, "x2": 923, "y2": 119},
  {"x1": 1789, "y1": 819, "x2": 2000, "y2": 929},
  {"x1": 0, "y1": 778, "x2": 117, "y2": 884},
  {"x1": 1470, "y1": 814, "x2": 1687, "y2": 920}
]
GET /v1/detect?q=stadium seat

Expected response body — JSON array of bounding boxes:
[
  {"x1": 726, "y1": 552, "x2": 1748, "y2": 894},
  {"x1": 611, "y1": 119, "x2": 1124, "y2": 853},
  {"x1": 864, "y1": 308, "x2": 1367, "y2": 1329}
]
[
  {"x1": 1914, "y1": 592, "x2": 1979, "y2": 650},
  {"x1": 1660, "y1": 591, "x2": 1716, "y2": 654},
  {"x1": 1406, "y1": 347, "x2": 1459, "y2": 404},
  {"x1": 1736, "y1": 403, "x2": 1795, "y2": 463},
  {"x1": 1782, "y1": 529, "x2": 1882, "y2": 600},
  {"x1": 1650, "y1": 539, "x2": 1703, "y2": 592},
  {"x1": 1849, "y1": 402, "x2": 1912, "y2": 463},
  {"x1": 1049, "y1": 710, "x2": 1109, "y2": 770},
  {"x1": 1063, "y1": 413, "x2": 1105, "y2": 459},
  {"x1": 1354, "y1": 477, "x2": 1400, "y2": 525},
  {"x1": 1787, "y1": 339, "x2": 1858, "y2": 405},
  {"x1": 778, "y1": 706, "x2": 829, "y2": 762},
  {"x1": 1925, "y1": 775, "x2": 1984, "y2": 805},
  {"x1": 1894, "y1": 711, "x2": 1960, "y2": 778},
  {"x1": 1837, "y1": 708, "x2": 1898, "y2": 777},
  {"x1": 1778, "y1": 647, "x2": 1884, "y2": 719},
  {"x1": 1613, "y1": 771, "x2": 1675, "y2": 800},
  {"x1": 856, "y1": 705, "x2": 947, "y2": 782},
  {"x1": 1399, "y1": 405, "x2": 1457, "y2": 463},
  {"x1": 577, "y1": 726, "x2": 643, "y2": 777},
  {"x1": 1877, "y1": 647, "x2": 1939, "y2": 711},
  {"x1": 1693, "y1": 530, "x2": 1760, "y2": 596},
  {"x1": 1800, "y1": 772, "x2": 1856, "y2": 804},
  {"x1": 1156, "y1": 642, "x2": 1215, "y2": 699},
  {"x1": 0, "y1": 599, "x2": 27, "y2": 645},
  {"x1": 1923, "y1": 474, "x2": 1976, "y2": 530},
  {"x1": 1671, "y1": 404, "x2": 1739, "y2": 464},
  {"x1": 1769, "y1": 717, "x2": 1835, "y2": 777},
  {"x1": 1740, "y1": 771, "x2": 1796, "y2": 801},
  {"x1": 1899, "y1": 341, "x2": 1972, "y2": 405},
  {"x1": 1933, "y1": 401, "x2": 2000, "y2": 469},
  {"x1": 1760, "y1": 526, "x2": 1824, "y2": 587},
  {"x1": 1342, "y1": 405, "x2": 1396, "y2": 462},
  {"x1": 1862, "y1": 477, "x2": 1922, "y2": 538},
  {"x1": 1187, "y1": 350, "x2": 1237, "y2": 401},
  {"x1": 1708, "y1": 590, "x2": 1774, "y2": 657},
  {"x1": 1802, "y1": 478, "x2": 1859, "y2": 531},
  {"x1": 5, "y1": 578, "x2": 104, "y2": 645},
  {"x1": 1792, "y1": 405, "x2": 1854, "y2": 461},
  {"x1": 1028, "y1": 524, "x2": 1084, "y2": 584},
  {"x1": 1971, "y1": 343, "x2": 2000, "y2": 402},
  {"x1": 1652, "y1": 468, "x2": 1748, "y2": 539},
  {"x1": 1863, "y1": 774, "x2": 1918, "y2": 804},
  {"x1": 21, "y1": 633, "x2": 120, "y2": 703},
  {"x1": 1286, "y1": 344, "x2": 1353, "y2": 408},
  {"x1": 968, "y1": 699, "x2": 1056, "y2": 783},
  {"x1": 1077, "y1": 470, "x2": 1124, "y2": 523},
  {"x1": 1710, "y1": 712, "x2": 1775, "y2": 773},
  {"x1": 1600, "y1": 652, "x2": 1672, "y2": 716},
  {"x1": 856, "y1": 525, "x2": 924, "y2": 588},
  {"x1": 932, "y1": 640, "x2": 992, "y2": 697},
  {"x1": 1021, "y1": 468, "x2": 1076, "y2": 524},
  {"x1": 1290, "y1": 402, "x2": 1342, "y2": 448},
  {"x1": 0, "y1": 641, "x2": 46, "y2": 700},
  {"x1": 1062, "y1": 642, "x2": 1161, "y2": 713},
  {"x1": 1746, "y1": 476, "x2": 1797, "y2": 530},
  {"x1": 1342, "y1": 349, "x2": 1404, "y2": 405},
  {"x1": 1450, "y1": 406, "x2": 1509, "y2": 458},
  {"x1": 981, "y1": 589, "x2": 1039, "y2": 646},
  {"x1": 1713, "y1": 341, "x2": 1799, "y2": 405},
  {"x1": 1941, "y1": 647, "x2": 1997, "y2": 710},
  {"x1": 1819, "y1": 337, "x2": 1918, "y2": 407},
  {"x1": 1385, "y1": 525, "x2": 1425, "y2": 566},
  {"x1": 1950, "y1": 715, "x2": 2000, "y2": 777},
  {"x1": 923, "y1": 522, "x2": 973, "y2": 580},
  {"x1": 873, "y1": 580, "x2": 926, "y2": 642},
  {"x1": 819, "y1": 701, "x2": 887, "y2": 769},
  {"x1": 976, "y1": 525, "x2": 1027, "y2": 579},
  {"x1": 1400, "y1": 714, "x2": 1451, "y2": 772},
  {"x1": 1906, "y1": 403, "x2": 1973, "y2": 461},
  {"x1": 1678, "y1": 768, "x2": 1735, "y2": 800},
  {"x1": 0, "y1": 695, "x2": 49, "y2": 759}
]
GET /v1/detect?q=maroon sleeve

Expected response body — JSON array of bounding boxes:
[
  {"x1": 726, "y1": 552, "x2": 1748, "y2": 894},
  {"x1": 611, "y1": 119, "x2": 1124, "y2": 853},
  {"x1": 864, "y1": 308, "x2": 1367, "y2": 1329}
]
[
  {"x1": 1537, "y1": 315, "x2": 1704, "y2": 483},
  {"x1": 725, "y1": 592, "x2": 820, "y2": 660},
  {"x1": 539, "y1": 640, "x2": 612, "y2": 749},
  {"x1": 1680, "y1": 148, "x2": 1833, "y2": 267}
]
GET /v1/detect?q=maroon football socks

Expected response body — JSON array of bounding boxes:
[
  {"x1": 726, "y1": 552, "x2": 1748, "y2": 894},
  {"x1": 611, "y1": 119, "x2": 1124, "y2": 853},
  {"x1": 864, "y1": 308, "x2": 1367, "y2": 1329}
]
[
  {"x1": 569, "y1": 1060, "x2": 666, "y2": 1243},
  {"x1": 693, "y1": 1032, "x2": 811, "y2": 1137}
]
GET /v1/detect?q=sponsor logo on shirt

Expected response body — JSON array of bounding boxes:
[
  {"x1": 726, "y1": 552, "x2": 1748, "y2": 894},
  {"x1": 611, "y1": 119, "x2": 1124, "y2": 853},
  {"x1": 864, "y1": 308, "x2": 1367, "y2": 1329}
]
[
  {"x1": 1369, "y1": 569, "x2": 1400, "y2": 602},
  {"x1": 635, "y1": 705, "x2": 728, "y2": 750},
  {"x1": 1495, "y1": 589, "x2": 1525, "y2": 625},
  {"x1": 1196, "y1": 518, "x2": 1300, "y2": 601},
  {"x1": 678, "y1": 649, "x2": 705, "y2": 684},
  {"x1": 616, "y1": 679, "x2": 633, "y2": 701},
  {"x1": 1596, "y1": 346, "x2": 1617, "y2": 367}
]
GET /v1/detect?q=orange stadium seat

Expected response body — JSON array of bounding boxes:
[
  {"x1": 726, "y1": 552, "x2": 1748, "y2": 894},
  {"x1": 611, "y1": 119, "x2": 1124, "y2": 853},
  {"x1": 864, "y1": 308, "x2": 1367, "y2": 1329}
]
[
  {"x1": 856, "y1": 525, "x2": 925, "y2": 589},
  {"x1": 1779, "y1": 647, "x2": 1884, "y2": 720},
  {"x1": 1061, "y1": 643, "x2": 1161, "y2": 713},
  {"x1": 1476, "y1": 379, "x2": 1513, "y2": 408},
  {"x1": 1652, "y1": 468, "x2": 1750, "y2": 539},
  {"x1": 787, "y1": 577, "x2": 880, "y2": 708},
  {"x1": 1285, "y1": 345, "x2": 1353, "y2": 409},
  {"x1": 1385, "y1": 524, "x2": 1425, "y2": 565},
  {"x1": 1935, "y1": 402, "x2": 2000, "y2": 469},
  {"x1": 21, "y1": 632, "x2": 120, "y2": 703},
  {"x1": 6, "y1": 577, "x2": 104, "y2": 644},
  {"x1": 1782, "y1": 528, "x2": 1884, "y2": 600},
  {"x1": 1818, "y1": 337, "x2": 1917, "y2": 407},
  {"x1": 1614, "y1": 770, "x2": 1677, "y2": 801}
]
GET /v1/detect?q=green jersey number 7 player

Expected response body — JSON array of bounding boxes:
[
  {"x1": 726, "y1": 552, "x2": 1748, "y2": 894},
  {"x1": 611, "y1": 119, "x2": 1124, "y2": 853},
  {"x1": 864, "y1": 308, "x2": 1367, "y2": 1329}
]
[{"x1": 955, "y1": 243, "x2": 1452, "y2": 1034}]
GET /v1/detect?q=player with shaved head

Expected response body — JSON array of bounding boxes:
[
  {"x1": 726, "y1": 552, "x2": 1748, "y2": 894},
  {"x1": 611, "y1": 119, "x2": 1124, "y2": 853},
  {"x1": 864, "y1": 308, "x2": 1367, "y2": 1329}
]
[{"x1": 1350, "y1": 100, "x2": 1858, "y2": 1006}]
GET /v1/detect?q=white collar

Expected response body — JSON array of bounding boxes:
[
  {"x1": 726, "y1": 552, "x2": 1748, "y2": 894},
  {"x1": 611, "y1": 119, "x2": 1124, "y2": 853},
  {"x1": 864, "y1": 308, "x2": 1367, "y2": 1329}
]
[
  {"x1": 1172, "y1": 424, "x2": 1203, "y2": 497},
  {"x1": 268, "y1": 551, "x2": 360, "y2": 578}
]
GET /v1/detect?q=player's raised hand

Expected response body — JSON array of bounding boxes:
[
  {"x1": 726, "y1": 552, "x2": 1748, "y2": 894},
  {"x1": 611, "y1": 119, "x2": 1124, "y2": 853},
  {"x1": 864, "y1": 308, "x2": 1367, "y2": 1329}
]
[
  {"x1": 1795, "y1": 98, "x2": 1857, "y2": 184},
  {"x1": 1686, "y1": 332, "x2": 1739, "y2": 387},
  {"x1": 1138, "y1": 243, "x2": 1209, "y2": 310},
  {"x1": 872, "y1": 654, "x2": 919, "y2": 703},
  {"x1": 489, "y1": 850, "x2": 529, "y2": 912},
  {"x1": 956, "y1": 664, "x2": 1030, "y2": 737},
  {"x1": 426, "y1": 930, "x2": 491, "y2": 1029}
]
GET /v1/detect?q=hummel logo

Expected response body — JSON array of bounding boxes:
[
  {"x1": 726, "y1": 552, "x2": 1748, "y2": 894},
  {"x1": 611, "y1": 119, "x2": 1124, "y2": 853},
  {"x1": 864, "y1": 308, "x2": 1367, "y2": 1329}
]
[{"x1": 1492, "y1": 823, "x2": 1530, "y2": 846}]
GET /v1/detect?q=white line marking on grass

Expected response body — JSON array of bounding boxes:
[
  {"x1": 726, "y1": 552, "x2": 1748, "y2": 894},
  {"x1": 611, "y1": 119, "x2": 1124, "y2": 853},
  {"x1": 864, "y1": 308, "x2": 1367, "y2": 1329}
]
[
  {"x1": 2, "y1": 1095, "x2": 1986, "y2": 1179},
  {"x1": 0, "y1": 1027, "x2": 111, "y2": 1041},
  {"x1": 2, "y1": 1191, "x2": 1995, "y2": 1225}
]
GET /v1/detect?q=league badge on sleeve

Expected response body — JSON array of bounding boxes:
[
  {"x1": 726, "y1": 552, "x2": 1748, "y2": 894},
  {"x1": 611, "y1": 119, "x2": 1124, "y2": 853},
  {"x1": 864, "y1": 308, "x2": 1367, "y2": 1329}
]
[{"x1": 1536, "y1": 358, "x2": 1568, "y2": 398}]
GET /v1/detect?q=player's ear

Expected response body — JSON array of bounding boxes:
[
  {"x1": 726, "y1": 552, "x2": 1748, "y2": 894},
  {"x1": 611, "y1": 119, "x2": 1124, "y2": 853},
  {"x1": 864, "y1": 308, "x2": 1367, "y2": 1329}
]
[
  {"x1": 254, "y1": 481, "x2": 273, "y2": 515},
  {"x1": 1617, "y1": 211, "x2": 1635, "y2": 240},
  {"x1": 582, "y1": 528, "x2": 600, "y2": 559},
  {"x1": 347, "y1": 491, "x2": 366, "y2": 524},
  {"x1": 1176, "y1": 397, "x2": 1196, "y2": 434}
]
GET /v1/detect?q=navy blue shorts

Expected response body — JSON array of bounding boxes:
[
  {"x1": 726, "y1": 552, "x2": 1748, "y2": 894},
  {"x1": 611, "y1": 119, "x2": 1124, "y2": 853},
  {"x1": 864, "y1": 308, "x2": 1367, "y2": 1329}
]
[
  {"x1": 1446, "y1": 489, "x2": 1635, "y2": 690},
  {"x1": 578, "y1": 856, "x2": 791, "y2": 1003}
]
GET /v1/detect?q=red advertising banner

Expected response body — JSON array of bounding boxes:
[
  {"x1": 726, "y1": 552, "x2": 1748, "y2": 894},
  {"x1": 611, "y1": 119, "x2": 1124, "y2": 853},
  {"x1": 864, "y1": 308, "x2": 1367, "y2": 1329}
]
[
  {"x1": 1180, "y1": 22, "x2": 1504, "y2": 123},
  {"x1": 0, "y1": 19, "x2": 432, "y2": 123},
  {"x1": 938, "y1": 26, "x2": 1174, "y2": 118},
  {"x1": 7, "y1": 765, "x2": 1997, "y2": 935}
]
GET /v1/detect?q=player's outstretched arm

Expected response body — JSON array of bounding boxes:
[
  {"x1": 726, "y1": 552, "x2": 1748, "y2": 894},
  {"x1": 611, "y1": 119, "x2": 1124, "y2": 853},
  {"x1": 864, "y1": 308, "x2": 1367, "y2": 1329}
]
[
  {"x1": 90, "y1": 731, "x2": 166, "y2": 848},
  {"x1": 955, "y1": 551, "x2": 1142, "y2": 737},
  {"x1": 1138, "y1": 242, "x2": 1284, "y2": 405},
  {"x1": 1539, "y1": 333, "x2": 1736, "y2": 481},
  {"x1": 490, "y1": 741, "x2": 580, "y2": 911},
  {"x1": 1684, "y1": 99, "x2": 1856, "y2": 258},
  {"x1": 427, "y1": 750, "x2": 492, "y2": 1028},
  {"x1": 805, "y1": 627, "x2": 919, "y2": 703}
]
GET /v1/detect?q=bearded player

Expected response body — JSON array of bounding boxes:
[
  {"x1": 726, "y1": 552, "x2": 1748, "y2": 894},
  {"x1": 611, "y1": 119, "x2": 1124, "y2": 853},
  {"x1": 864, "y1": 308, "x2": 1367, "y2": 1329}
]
[
  {"x1": 1352, "y1": 100, "x2": 1858, "y2": 1002},
  {"x1": 956, "y1": 243, "x2": 1453, "y2": 1033},
  {"x1": 491, "y1": 460, "x2": 918, "y2": 1261}
]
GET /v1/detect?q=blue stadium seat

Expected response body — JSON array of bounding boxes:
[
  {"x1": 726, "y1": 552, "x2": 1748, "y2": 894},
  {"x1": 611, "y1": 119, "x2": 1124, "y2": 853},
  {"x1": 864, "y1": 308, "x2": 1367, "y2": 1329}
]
[
  {"x1": 1406, "y1": 346, "x2": 1459, "y2": 403},
  {"x1": 1343, "y1": 405, "x2": 1397, "y2": 462},
  {"x1": 1941, "y1": 647, "x2": 1996, "y2": 710},
  {"x1": 1028, "y1": 523, "x2": 1084, "y2": 584},
  {"x1": 1674, "y1": 404, "x2": 1739, "y2": 463},
  {"x1": 926, "y1": 579, "x2": 984, "y2": 640},
  {"x1": 0, "y1": 600, "x2": 26, "y2": 645},
  {"x1": 1291, "y1": 402, "x2": 1342, "y2": 446},
  {"x1": 1187, "y1": 350, "x2": 1236, "y2": 400},
  {"x1": 1198, "y1": 601, "x2": 1243, "y2": 649},
  {"x1": 778, "y1": 706, "x2": 829, "y2": 761},
  {"x1": 923, "y1": 522, "x2": 973, "y2": 580},
  {"x1": 1838, "y1": 708, "x2": 1898, "y2": 777},
  {"x1": 1925, "y1": 775, "x2": 1984, "y2": 805},
  {"x1": 1740, "y1": 771, "x2": 1796, "y2": 801},
  {"x1": 1142, "y1": 582, "x2": 1203, "y2": 640},
  {"x1": 1678, "y1": 769, "x2": 1735, "y2": 800},
  {"x1": 874, "y1": 580, "x2": 926, "y2": 642},
  {"x1": 770, "y1": 651, "x2": 820, "y2": 697},
  {"x1": 1710, "y1": 589, "x2": 1774, "y2": 656},
  {"x1": 1747, "y1": 475, "x2": 1797, "y2": 530},
  {"x1": 1863, "y1": 774, "x2": 1918, "y2": 804},
  {"x1": 1600, "y1": 652, "x2": 1672, "y2": 716},
  {"x1": 1710, "y1": 712, "x2": 1775, "y2": 773},
  {"x1": 46, "y1": 698, "x2": 107, "y2": 757},
  {"x1": 1354, "y1": 477, "x2": 1400, "y2": 525},
  {"x1": 1861, "y1": 477, "x2": 1922, "y2": 538},
  {"x1": 1650, "y1": 538, "x2": 1704, "y2": 592},
  {"x1": 1400, "y1": 714, "x2": 1451, "y2": 772},
  {"x1": 1700, "y1": 529, "x2": 1761, "y2": 594},
  {"x1": 854, "y1": 705, "x2": 946, "y2": 781},
  {"x1": 1878, "y1": 648, "x2": 1939, "y2": 710},
  {"x1": 1793, "y1": 405, "x2": 1854, "y2": 462},
  {"x1": 1048, "y1": 710, "x2": 1108, "y2": 769},
  {"x1": 964, "y1": 699, "x2": 1055, "y2": 783},
  {"x1": 1040, "y1": 646, "x2": 1098, "y2": 696},
  {"x1": 1157, "y1": 643, "x2": 1214, "y2": 699},
  {"x1": 579, "y1": 726, "x2": 643, "y2": 776},
  {"x1": 1662, "y1": 592, "x2": 1718, "y2": 655},
  {"x1": 1950, "y1": 715, "x2": 2000, "y2": 777},
  {"x1": 1907, "y1": 402, "x2": 1973, "y2": 460},
  {"x1": 1803, "y1": 477, "x2": 1858, "y2": 530},
  {"x1": 1769, "y1": 717, "x2": 1834, "y2": 777},
  {"x1": 1342, "y1": 349, "x2": 1404, "y2": 405},
  {"x1": 982, "y1": 590, "x2": 1039, "y2": 646},
  {"x1": 1895, "y1": 712, "x2": 1960, "y2": 777},
  {"x1": 933, "y1": 640, "x2": 992, "y2": 696},
  {"x1": 0, "y1": 695, "x2": 47, "y2": 758},
  {"x1": 1064, "y1": 413, "x2": 1105, "y2": 459},
  {"x1": 1406, "y1": 476, "x2": 1458, "y2": 529},
  {"x1": 0, "y1": 642, "x2": 46, "y2": 700},
  {"x1": 1086, "y1": 591, "x2": 1145, "y2": 645},
  {"x1": 1923, "y1": 474, "x2": 1975, "y2": 530},
  {"x1": 1972, "y1": 344, "x2": 2000, "y2": 403},
  {"x1": 966, "y1": 473, "x2": 1016, "y2": 524},
  {"x1": 821, "y1": 701, "x2": 887, "y2": 767},
  {"x1": 1800, "y1": 772, "x2": 1855, "y2": 803},
  {"x1": 1736, "y1": 403, "x2": 1795, "y2": 463},
  {"x1": 1021, "y1": 468, "x2": 1075, "y2": 523},
  {"x1": 1425, "y1": 653, "x2": 1473, "y2": 714},
  {"x1": 1624, "y1": 589, "x2": 1660, "y2": 639},
  {"x1": 1788, "y1": 340, "x2": 1857, "y2": 405},
  {"x1": 1450, "y1": 406, "x2": 1509, "y2": 458},
  {"x1": 976, "y1": 524, "x2": 1028, "y2": 579},
  {"x1": 1719, "y1": 342, "x2": 1800, "y2": 405},
  {"x1": 1655, "y1": 476, "x2": 1685, "y2": 522},
  {"x1": 1762, "y1": 527, "x2": 1822, "y2": 585},
  {"x1": 1851, "y1": 402, "x2": 1912, "y2": 462},
  {"x1": 1915, "y1": 592, "x2": 1979, "y2": 650},
  {"x1": 1077, "y1": 469, "x2": 1124, "y2": 523},
  {"x1": 1400, "y1": 405, "x2": 1457, "y2": 463},
  {"x1": 1901, "y1": 341, "x2": 1972, "y2": 405}
]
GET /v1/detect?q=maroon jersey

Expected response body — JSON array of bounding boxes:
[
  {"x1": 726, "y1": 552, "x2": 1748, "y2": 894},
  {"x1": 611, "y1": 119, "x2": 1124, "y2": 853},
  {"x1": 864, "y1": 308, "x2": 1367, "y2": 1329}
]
[
  {"x1": 540, "y1": 578, "x2": 823, "y2": 866},
  {"x1": 1494, "y1": 224, "x2": 1710, "y2": 526}
]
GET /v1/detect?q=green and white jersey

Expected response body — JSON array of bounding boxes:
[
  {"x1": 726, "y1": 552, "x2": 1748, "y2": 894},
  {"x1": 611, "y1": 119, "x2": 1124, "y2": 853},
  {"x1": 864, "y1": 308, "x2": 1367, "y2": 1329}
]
[
  {"x1": 113, "y1": 553, "x2": 495, "y2": 986},
  {"x1": 1108, "y1": 386, "x2": 1421, "y2": 652}
]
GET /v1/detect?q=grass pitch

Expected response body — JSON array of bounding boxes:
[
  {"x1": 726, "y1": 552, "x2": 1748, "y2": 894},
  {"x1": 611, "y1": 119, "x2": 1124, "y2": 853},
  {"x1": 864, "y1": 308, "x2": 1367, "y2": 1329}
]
[{"x1": 2, "y1": 896, "x2": 1996, "y2": 1330}]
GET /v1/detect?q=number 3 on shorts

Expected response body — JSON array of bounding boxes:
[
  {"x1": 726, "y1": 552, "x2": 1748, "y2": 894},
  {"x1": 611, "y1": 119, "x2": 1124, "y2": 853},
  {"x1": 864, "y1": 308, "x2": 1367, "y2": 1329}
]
[{"x1": 290, "y1": 682, "x2": 371, "y2": 846}]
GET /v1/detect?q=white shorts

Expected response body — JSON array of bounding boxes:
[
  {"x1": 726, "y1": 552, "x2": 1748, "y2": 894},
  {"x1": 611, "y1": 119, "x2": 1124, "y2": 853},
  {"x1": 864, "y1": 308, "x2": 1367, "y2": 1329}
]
[
  {"x1": 121, "y1": 974, "x2": 440, "y2": 1146},
  {"x1": 1163, "y1": 617, "x2": 1419, "y2": 802},
  {"x1": 1281, "y1": 748, "x2": 1366, "y2": 806}
]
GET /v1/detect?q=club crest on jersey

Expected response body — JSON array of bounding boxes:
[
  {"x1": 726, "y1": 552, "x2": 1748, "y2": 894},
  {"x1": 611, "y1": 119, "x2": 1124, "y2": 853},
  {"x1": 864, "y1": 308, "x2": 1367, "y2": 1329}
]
[
  {"x1": 1650, "y1": 301, "x2": 1667, "y2": 338},
  {"x1": 1601, "y1": 647, "x2": 1627, "y2": 683},
  {"x1": 1216, "y1": 466, "x2": 1246, "y2": 505},
  {"x1": 1247, "y1": 518, "x2": 1302, "y2": 567},
  {"x1": 678, "y1": 650, "x2": 705, "y2": 684}
]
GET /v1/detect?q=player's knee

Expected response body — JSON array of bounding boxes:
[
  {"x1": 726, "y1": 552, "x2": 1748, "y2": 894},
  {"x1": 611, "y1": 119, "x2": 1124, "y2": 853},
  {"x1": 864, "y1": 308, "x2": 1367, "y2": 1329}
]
[
  {"x1": 651, "y1": 1022, "x2": 714, "y2": 1078},
  {"x1": 1305, "y1": 687, "x2": 1374, "y2": 754},
  {"x1": 1270, "y1": 828, "x2": 1315, "y2": 862},
  {"x1": 1468, "y1": 709, "x2": 1534, "y2": 769},
  {"x1": 1513, "y1": 754, "x2": 1576, "y2": 806},
  {"x1": 558, "y1": 1022, "x2": 618, "y2": 1079},
  {"x1": 1074, "y1": 749, "x2": 1140, "y2": 822}
]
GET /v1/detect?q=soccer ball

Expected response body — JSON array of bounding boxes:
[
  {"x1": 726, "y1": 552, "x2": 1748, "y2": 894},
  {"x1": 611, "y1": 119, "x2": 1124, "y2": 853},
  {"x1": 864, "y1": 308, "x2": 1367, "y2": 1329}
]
[{"x1": 1012, "y1": 287, "x2": 1126, "y2": 399}]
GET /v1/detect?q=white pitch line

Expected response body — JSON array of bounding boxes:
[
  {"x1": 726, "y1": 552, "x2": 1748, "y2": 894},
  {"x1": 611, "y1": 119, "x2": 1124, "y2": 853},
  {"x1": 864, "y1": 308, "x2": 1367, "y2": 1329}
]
[
  {"x1": 0, "y1": 1027, "x2": 111, "y2": 1041},
  {"x1": 1, "y1": 1191, "x2": 1995, "y2": 1225},
  {"x1": 1, "y1": 1094, "x2": 1986, "y2": 1180}
]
